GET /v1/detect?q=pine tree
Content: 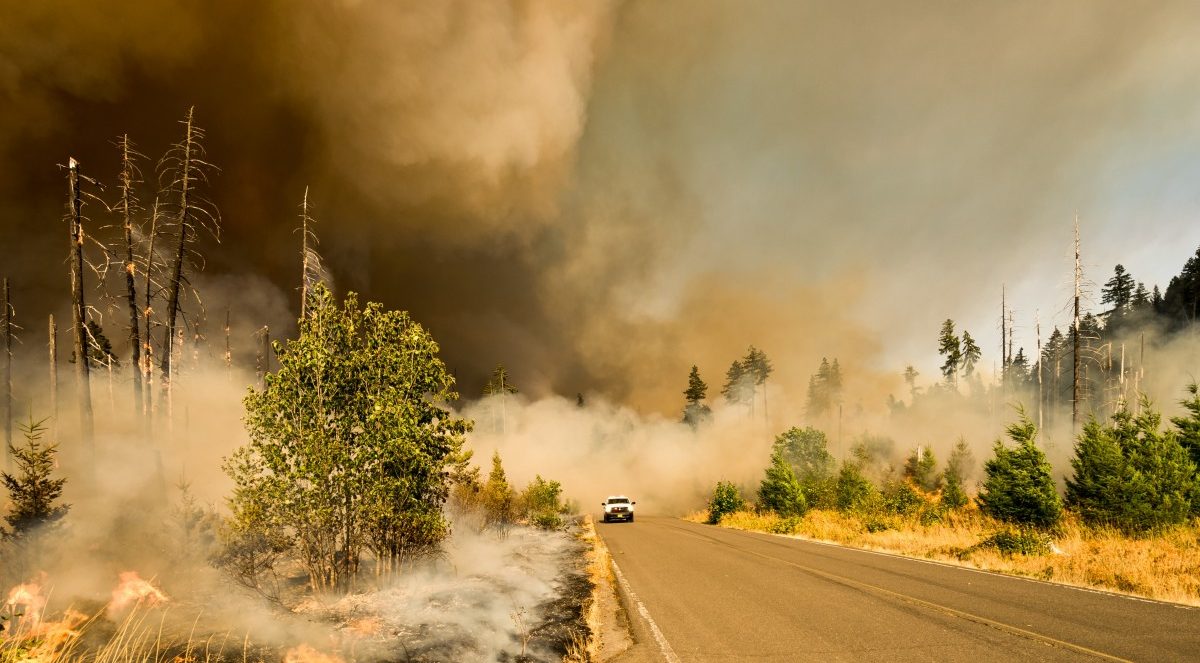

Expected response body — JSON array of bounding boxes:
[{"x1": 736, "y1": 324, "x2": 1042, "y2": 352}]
[
  {"x1": 758, "y1": 449, "x2": 807, "y2": 517},
  {"x1": 960, "y1": 331, "x2": 981, "y2": 378},
  {"x1": 977, "y1": 412, "x2": 1062, "y2": 528},
  {"x1": 903, "y1": 365, "x2": 920, "y2": 401},
  {"x1": 1100, "y1": 264, "x2": 1136, "y2": 319},
  {"x1": 937, "y1": 320, "x2": 961, "y2": 388},
  {"x1": 942, "y1": 438, "x2": 974, "y2": 509},
  {"x1": 1067, "y1": 402, "x2": 1198, "y2": 532},
  {"x1": 1171, "y1": 383, "x2": 1200, "y2": 474},
  {"x1": 681, "y1": 365, "x2": 712, "y2": 428},
  {"x1": 903, "y1": 446, "x2": 941, "y2": 492},
  {"x1": 721, "y1": 359, "x2": 752, "y2": 408},
  {"x1": 2, "y1": 417, "x2": 69, "y2": 541},
  {"x1": 482, "y1": 450, "x2": 516, "y2": 532}
]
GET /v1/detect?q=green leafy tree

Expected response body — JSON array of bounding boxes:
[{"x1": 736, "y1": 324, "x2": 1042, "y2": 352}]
[
  {"x1": 977, "y1": 412, "x2": 1062, "y2": 529},
  {"x1": 681, "y1": 365, "x2": 712, "y2": 428},
  {"x1": 2, "y1": 417, "x2": 69, "y2": 541},
  {"x1": 937, "y1": 320, "x2": 961, "y2": 388},
  {"x1": 707, "y1": 481, "x2": 745, "y2": 524},
  {"x1": 772, "y1": 426, "x2": 835, "y2": 485},
  {"x1": 903, "y1": 446, "x2": 941, "y2": 492},
  {"x1": 521, "y1": 475, "x2": 565, "y2": 530},
  {"x1": 225, "y1": 285, "x2": 470, "y2": 592},
  {"x1": 758, "y1": 449, "x2": 807, "y2": 517},
  {"x1": 1067, "y1": 403, "x2": 1198, "y2": 533}
]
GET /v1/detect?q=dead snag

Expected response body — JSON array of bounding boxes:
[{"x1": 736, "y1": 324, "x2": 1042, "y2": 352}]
[
  {"x1": 116, "y1": 134, "x2": 145, "y2": 416},
  {"x1": 67, "y1": 157, "x2": 95, "y2": 457},
  {"x1": 2, "y1": 277, "x2": 11, "y2": 469}
]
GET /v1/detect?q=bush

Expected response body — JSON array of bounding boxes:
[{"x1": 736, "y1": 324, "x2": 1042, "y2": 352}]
[
  {"x1": 918, "y1": 506, "x2": 945, "y2": 527},
  {"x1": 521, "y1": 475, "x2": 566, "y2": 530},
  {"x1": 768, "y1": 515, "x2": 804, "y2": 535},
  {"x1": 1066, "y1": 404, "x2": 1198, "y2": 534},
  {"x1": 977, "y1": 412, "x2": 1062, "y2": 529},
  {"x1": 773, "y1": 426, "x2": 836, "y2": 484},
  {"x1": 835, "y1": 462, "x2": 878, "y2": 512},
  {"x1": 882, "y1": 481, "x2": 924, "y2": 516},
  {"x1": 758, "y1": 450, "x2": 808, "y2": 517},
  {"x1": 979, "y1": 528, "x2": 1052, "y2": 557},
  {"x1": 708, "y1": 481, "x2": 745, "y2": 524}
]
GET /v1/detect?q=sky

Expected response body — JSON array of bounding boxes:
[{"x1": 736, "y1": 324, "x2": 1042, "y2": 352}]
[{"x1": 3, "y1": 0, "x2": 1200, "y2": 413}]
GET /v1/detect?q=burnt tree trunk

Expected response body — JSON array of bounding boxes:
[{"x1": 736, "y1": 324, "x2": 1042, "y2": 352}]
[
  {"x1": 143, "y1": 198, "x2": 159, "y2": 422},
  {"x1": 161, "y1": 107, "x2": 196, "y2": 397},
  {"x1": 68, "y1": 157, "x2": 95, "y2": 458},
  {"x1": 2, "y1": 278, "x2": 11, "y2": 469},
  {"x1": 1072, "y1": 216, "x2": 1082, "y2": 431},
  {"x1": 118, "y1": 135, "x2": 143, "y2": 416},
  {"x1": 49, "y1": 315, "x2": 58, "y2": 434}
]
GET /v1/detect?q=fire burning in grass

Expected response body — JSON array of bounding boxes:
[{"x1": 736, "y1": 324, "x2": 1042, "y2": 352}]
[
  {"x1": 108, "y1": 572, "x2": 168, "y2": 613},
  {"x1": 282, "y1": 644, "x2": 346, "y2": 663}
]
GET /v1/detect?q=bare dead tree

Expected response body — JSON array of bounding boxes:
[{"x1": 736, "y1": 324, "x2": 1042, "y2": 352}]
[
  {"x1": 157, "y1": 106, "x2": 220, "y2": 401},
  {"x1": 2, "y1": 277, "x2": 11, "y2": 469},
  {"x1": 143, "y1": 197, "x2": 160, "y2": 421},
  {"x1": 49, "y1": 315, "x2": 58, "y2": 435},
  {"x1": 1000, "y1": 284, "x2": 1007, "y2": 389},
  {"x1": 224, "y1": 306, "x2": 232, "y2": 379},
  {"x1": 67, "y1": 157, "x2": 96, "y2": 457},
  {"x1": 298, "y1": 186, "x2": 330, "y2": 319},
  {"x1": 254, "y1": 325, "x2": 270, "y2": 388},
  {"x1": 1080, "y1": 213, "x2": 1089, "y2": 429},
  {"x1": 115, "y1": 134, "x2": 145, "y2": 416}
]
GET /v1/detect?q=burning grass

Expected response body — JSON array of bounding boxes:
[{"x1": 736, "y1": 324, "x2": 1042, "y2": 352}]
[{"x1": 692, "y1": 508, "x2": 1200, "y2": 605}]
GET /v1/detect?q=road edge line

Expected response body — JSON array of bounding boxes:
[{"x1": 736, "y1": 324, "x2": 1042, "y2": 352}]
[{"x1": 611, "y1": 559, "x2": 682, "y2": 663}]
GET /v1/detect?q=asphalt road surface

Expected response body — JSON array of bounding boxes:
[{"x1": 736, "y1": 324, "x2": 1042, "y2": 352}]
[{"x1": 597, "y1": 516, "x2": 1200, "y2": 662}]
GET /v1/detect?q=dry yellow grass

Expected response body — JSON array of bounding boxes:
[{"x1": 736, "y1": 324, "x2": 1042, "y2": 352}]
[
  {"x1": 690, "y1": 508, "x2": 1200, "y2": 605},
  {"x1": 566, "y1": 514, "x2": 608, "y2": 662}
]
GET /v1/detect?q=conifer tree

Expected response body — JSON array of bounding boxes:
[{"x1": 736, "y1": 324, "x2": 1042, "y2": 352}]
[
  {"x1": 721, "y1": 359, "x2": 752, "y2": 408},
  {"x1": 1101, "y1": 264, "x2": 1136, "y2": 319},
  {"x1": 903, "y1": 446, "x2": 941, "y2": 492},
  {"x1": 2, "y1": 417, "x2": 69, "y2": 541},
  {"x1": 977, "y1": 412, "x2": 1061, "y2": 528},
  {"x1": 937, "y1": 320, "x2": 962, "y2": 388},
  {"x1": 1172, "y1": 383, "x2": 1200, "y2": 474},
  {"x1": 681, "y1": 365, "x2": 712, "y2": 428},
  {"x1": 1067, "y1": 402, "x2": 1198, "y2": 532},
  {"x1": 758, "y1": 449, "x2": 807, "y2": 517},
  {"x1": 960, "y1": 331, "x2": 981, "y2": 378}
]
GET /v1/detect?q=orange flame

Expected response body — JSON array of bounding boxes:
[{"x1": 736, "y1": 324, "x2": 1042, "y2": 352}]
[
  {"x1": 283, "y1": 644, "x2": 346, "y2": 663},
  {"x1": 5, "y1": 576, "x2": 48, "y2": 626},
  {"x1": 108, "y1": 571, "x2": 169, "y2": 612}
]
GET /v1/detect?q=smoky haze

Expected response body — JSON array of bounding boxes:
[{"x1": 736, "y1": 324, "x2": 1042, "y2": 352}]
[{"x1": 3, "y1": 0, "x2": 1200, "y2": 412}]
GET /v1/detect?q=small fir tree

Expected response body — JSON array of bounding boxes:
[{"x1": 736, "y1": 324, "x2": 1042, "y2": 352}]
[
  {"x1": 903, "y1": 446, "x2": 941, "y2": 492},
  {"x1": 1067, "y1": 402, "x2": 1198, "y2": 533},
  {"x1": 758, "y1": 450, "x2": 807, "y2": 517},
  {"x1": 977, "y1": 412, "x2": 1062, "y2": 528},
  {"x1": 681, "y1": 365, "x2": 712, "y2": 428},
  {"x1": 2, "y1": 417, "x2": 70, "y2": 540},
  {"x1": 707, "y1": 481, "x2": 745, "y2": 524}
]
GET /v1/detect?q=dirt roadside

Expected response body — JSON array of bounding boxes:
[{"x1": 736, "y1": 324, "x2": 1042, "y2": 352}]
[{"x1": 576, "y1": 515, "x2": 635, "y2": 661}]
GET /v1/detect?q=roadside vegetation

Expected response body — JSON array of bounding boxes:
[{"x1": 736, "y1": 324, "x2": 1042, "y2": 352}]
[{"x1": 697, "y1": 396, "x2": 1200, "y2": 605}]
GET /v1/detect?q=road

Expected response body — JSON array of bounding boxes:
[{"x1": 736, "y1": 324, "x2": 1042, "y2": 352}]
[{"x1": 597, "y1": 516, "x2": 1200, "y2": 662}]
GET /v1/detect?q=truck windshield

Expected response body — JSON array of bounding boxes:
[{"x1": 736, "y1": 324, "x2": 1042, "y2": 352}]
[{"x1": 607, "y1": 498, "x2": 628, "y2": 504}]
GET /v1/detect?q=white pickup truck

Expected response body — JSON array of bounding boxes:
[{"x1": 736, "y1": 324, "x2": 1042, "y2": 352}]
[{"x1": 601, "y1": 495, "x2": 636, "y2": 523}]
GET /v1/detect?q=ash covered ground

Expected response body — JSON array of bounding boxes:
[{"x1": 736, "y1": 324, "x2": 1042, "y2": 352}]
[{"x1": 293, "y1": 522, "x2": 591, "y2": 662}]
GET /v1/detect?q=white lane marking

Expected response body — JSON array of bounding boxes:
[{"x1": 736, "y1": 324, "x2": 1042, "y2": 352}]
[{"x1": 611, "y1": 559, "x2": 681, "y2": 663}]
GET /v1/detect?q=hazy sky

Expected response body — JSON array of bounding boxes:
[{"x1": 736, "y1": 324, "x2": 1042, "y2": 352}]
[{"x1": 3, "y1": 1, "x2": 1200, "y2": 411}]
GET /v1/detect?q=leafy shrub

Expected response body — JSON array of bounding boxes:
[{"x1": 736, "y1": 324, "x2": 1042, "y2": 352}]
[
  {"x1": 977, "y1": 412, "x2": 1062, "y2": 529},
  {"x1": 882, "y1": 481, "x2": 923, "y2": 516},
  {"x1": 708, "y1": 481, "x2": 745, "y2": 524},
  {"x1": 768, "y1": 516, "x2": 804, "y2": 535},
  {"x1": 521, "y1": 475, "x2": 566, "y2": 530},
  {"x1": 980, "y1": 528, "x2": 1052, "y2": 557},
  {"x1": 918, "y1": 506, "x2": 945, "y2": 527},
  {"x1": 835, "y1": 462, "x2": 878, "y2": 512},
  {"x1": 759, "y1": 450, "x2": 808, "y2": 517},
  {"x1": 941, "y1": 471, "x2": 970, "y2": 510},
  {"x1": 864, "y1": 517, "x2": 892, "y2": 533}
]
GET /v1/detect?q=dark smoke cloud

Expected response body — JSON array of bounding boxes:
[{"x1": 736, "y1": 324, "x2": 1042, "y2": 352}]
[{"x1": 4, "y1": 1, "x2": 1200, "y2": 413}]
